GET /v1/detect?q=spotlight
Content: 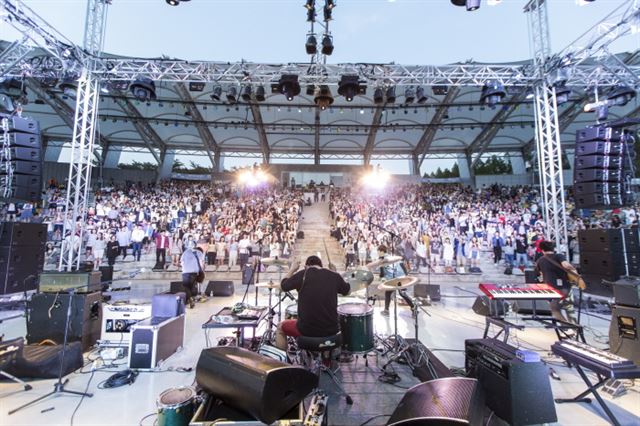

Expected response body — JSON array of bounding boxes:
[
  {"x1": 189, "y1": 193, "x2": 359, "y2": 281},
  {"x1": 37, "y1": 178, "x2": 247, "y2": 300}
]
[
  {"x1": 59, "y1": 75, "x2": 79, "y2": 98},
  {"x1": 226, "y1": 86, "x2": 238, "y2": 103},
  {"x1": 210, "y1": 85, "x2": 222, "y2": 101},
  {"x1": 255, "y1": 85, "x2": 266, "y2": 102},
  {"x1": 466, "y1": 0, "x2": 480, "y2": 10},
  {"x1": 272, "y1": 74, "x2": 301, "y2": 101},
  {"x1": 386, "y1": 86, "x2": 396, "y2": 104},
  {"x1": 607, "y1": 84, "x2": 636, "y2": 106},
  {"x1": 416, "y1": 86, "x2": 427, "y2": 104},
  {"x1": 373, "y1": 88, "x2": 384, "y2": 104},
  {"x1": 450, "y1": 0, "x2": 466, "y2": 5},
  {"x1": 338, "y1": 75, "x2": 365, "y2": 102},
  {"x1": 404, "y1": 87, "x2": 415, "y2": 104},
  {"x1": 314, "y1": 85, "x2": 334, "y2": 110},
  {"x1": 321, "y1": 34, "x2": 334, "y2": 55},
  {"x1": 241, "y1": 85, "x2": 252, "y2": 102},
  {"x1": 479, "y1": 80, "x2": 506, "y2": 107},
  {"x1": 166, "y1": 0, "x2": 179, "y2": 5},
  {"x1": 129, "y1": 77, "x2": 156, "y2": 102},
  {"x1": 305, "y1": 34, "x2": 318, "y2": 55},
  {"x1": 554, "y1": 85, "x2": 571, "y2": 105}
]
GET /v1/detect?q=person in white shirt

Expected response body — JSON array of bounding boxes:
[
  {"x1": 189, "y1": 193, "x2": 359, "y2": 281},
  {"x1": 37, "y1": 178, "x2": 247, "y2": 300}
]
[{"x1": 131, "y1": 224, "x2": 145, "y2": 262}]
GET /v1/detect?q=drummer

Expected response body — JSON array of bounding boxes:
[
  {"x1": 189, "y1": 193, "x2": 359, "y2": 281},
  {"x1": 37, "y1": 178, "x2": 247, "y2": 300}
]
[
  {"x1": 274, "y1": 255, "x2": 350, "y2": 350},
  {"x1": 375, "y1": 245, "x2": 406, "y2": 317}
]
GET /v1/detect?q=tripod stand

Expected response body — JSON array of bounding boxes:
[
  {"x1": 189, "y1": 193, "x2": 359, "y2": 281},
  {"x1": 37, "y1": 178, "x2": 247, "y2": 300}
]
[{"x1": 9, "y1": 287, "x2": 93, "y2": 415}]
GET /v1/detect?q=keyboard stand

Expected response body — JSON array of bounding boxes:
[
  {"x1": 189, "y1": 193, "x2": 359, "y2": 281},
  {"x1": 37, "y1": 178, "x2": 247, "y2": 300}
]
[
  {"x1": 555, "y1": 365, "x2": 621, "y2": 426},
  {"x1": 483, "y1": 317, "x2": 524, "y2": 342},
  {"x1": 521, "y1": 315, "x2": 586, "y2": 342}
]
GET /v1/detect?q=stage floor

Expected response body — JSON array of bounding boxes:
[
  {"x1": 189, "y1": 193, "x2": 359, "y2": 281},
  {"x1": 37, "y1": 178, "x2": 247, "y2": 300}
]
[{"x1": 0, "y1": 275, "x2": 639, "y2": 426}]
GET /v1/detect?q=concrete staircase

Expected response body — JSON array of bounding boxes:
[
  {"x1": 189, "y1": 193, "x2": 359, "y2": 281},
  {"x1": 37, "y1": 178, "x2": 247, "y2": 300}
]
[{"x1": 293, "y1": 202, "x2": 345, "y2": 271}]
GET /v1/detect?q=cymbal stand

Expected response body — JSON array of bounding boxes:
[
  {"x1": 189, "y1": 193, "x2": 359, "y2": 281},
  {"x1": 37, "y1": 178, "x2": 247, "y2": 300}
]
[{"x1": 260, "y1": 285, "x2": 278, "y2": 346}]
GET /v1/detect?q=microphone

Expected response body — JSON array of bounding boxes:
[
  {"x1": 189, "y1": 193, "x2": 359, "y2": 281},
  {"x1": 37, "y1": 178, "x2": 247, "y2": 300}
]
[{"x1": 398, "y1": 289, "x2": 415, "y2": 309}]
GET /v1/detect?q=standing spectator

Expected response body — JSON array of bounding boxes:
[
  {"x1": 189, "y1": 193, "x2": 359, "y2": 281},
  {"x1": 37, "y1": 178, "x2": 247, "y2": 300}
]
[
  {"x1": 106, "y1": 234, "x2": 120, "y2": 267},
  {"x1": 238, "y1": 233, "x2": 251, "y2": 267},
  {"x1": 155, "y1": 230, "x2": 170, "y2": 268},
  {"x1": 116, "y1": 226, "x2": 131, "y2": 260},
  {"x1": 442, "y1": 237, "x2": 454, "y2": 267},
  {"x1": 131, "y1": 225, "x2": 145, "y2": 262},
  {"x1": 206, "y1": 235, "x2": 217, "y2": 266},
  {"x1": 515, "y1": 235, "x2": 528, "y2": 267},
  {"x1": 228, "y1": 237, "x2": 239, "y2": 269},
  {"x1": 358, "y1": 237, "x2": 368, "y2": 266},
  {"x1": 180, "y1": 247, "x2": 204, "y2": 309},
  {"x1": 216, "y1": 236, "x2": 227, "y2": 270},
  {"x1": 491, "y1": 231, "x2": 504, "y2": 264},
  {"x1": 503, "y1": 237, "x2": 515, "y2": 267},
  {"x1": 344, "y1": 237, "x2": 356, "y2": 268},
  {"x1": 170, "y1": 233, "x2": 183, "y2": 267},
  {"x1": 93, "y1": 232, "x2": 106, "y2": 270},
  {"x1": 430, "y1": 238, "x2": 442, "y2": 267}
]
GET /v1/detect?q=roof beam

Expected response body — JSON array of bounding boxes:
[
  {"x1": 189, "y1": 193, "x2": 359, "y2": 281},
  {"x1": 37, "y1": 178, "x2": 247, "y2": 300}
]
[
  {"x1": 174, "y1": 82, "x2": 219, "y2": 168},
  {"x1": 111, "y1": 93, "x2": 165, "y2": 164},
  {"x1": 247, "y1": 102, "x2": 270, "y2": 163},
  {"x1": 413, "y1": 87, "x2": 460, "y2": 169},
  {"x1": 314, "y1": 108, "x2": 321, "y2": 165},
  {"x1": 467, "y1": 92, "x2": 527, "y2": 169},
  {"x1": 363, "y1": 106, "x2": 384, "y2": 165}
]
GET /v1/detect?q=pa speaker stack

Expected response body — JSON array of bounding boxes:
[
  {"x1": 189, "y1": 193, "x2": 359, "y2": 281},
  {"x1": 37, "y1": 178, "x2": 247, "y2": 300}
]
[
  {"x1": 0, "y1": 222, "x2": 46, "y2": 295},
  {"x1": 573, "y1": 125, "x2": 635, "y2": 210},
  {"x1": 578, "y1": 228, "x2": 640, "y2": 296},
  {"x1": 0, "y1": 114, "x2": 42, "y2": 202}
]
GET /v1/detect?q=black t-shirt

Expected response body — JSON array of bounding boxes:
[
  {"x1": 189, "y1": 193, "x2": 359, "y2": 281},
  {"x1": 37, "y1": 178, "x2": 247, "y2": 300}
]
[
  {"x1": 281, "y1": 266, "x2": 350, "y2": 337},
  {"x1": 535, "y1": 253, "x2": 569, "y2": 289}
]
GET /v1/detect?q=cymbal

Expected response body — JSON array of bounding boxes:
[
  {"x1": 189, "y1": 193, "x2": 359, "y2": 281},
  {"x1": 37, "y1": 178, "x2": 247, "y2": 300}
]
[
  {"x1": 365, "y1": 255, "x2": 404, "y2": 270},
  {"x1": 260, "y1": 257, "x2": 289, "y2": 266},
  {"x1": 255, "y1": 281, "x2": 280, "y2": 289},
  {"x1": 378, "y1": 276, "x2": 418, "y2": 291}
]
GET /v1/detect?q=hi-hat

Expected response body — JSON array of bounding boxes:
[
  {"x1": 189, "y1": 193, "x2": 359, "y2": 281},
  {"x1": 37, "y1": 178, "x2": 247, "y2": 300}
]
[
  {"x1": 365, "y1": 255, "x2": 404, "y2": 270},
  {"x1": 261, "y1": 257, "x2": 289, "y2": 266},
  {"x1": 378, "y1": 276, "x2": 418, "y2": 291},
  {"x1": 255, "y1": 281, "x2": 281, "y2": 289}
]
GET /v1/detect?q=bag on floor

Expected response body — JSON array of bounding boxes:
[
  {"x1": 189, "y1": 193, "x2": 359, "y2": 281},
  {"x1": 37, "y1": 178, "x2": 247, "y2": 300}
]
[{"x1": 504, "y1": 266, "x2": 513, "y2": 275}]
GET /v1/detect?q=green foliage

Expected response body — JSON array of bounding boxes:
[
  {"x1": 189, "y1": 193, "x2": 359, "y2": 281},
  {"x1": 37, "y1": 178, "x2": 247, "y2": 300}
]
[
  {"x1": 118, "y1": 161, "x2": 158, "y2": 171},
  {"x1": 424, "y1": 163, "x2": 461, "y2": 178},
  {"x1": 473, "y1": 155, "x2": 513, "y2": 175},
  {"x1": 172, "y1": 159, "x2": 212, "y2": 175}
]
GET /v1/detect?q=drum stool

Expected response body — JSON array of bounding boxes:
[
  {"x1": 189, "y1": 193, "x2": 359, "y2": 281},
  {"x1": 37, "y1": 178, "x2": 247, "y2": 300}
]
[{"x1": 297, "y1": 332, "x2": 353, "y2": 405}]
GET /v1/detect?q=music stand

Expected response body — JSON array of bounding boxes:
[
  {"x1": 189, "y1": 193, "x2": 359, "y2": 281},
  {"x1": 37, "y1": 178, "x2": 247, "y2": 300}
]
[{"x1": 9, "y1": 286, "x2": 93, "y2": 415}]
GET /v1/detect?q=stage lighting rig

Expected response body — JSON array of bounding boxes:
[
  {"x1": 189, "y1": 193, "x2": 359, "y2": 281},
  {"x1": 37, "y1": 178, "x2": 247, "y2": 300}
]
[
  {"x1": 416, "y1": 86, "x2": 428, "y2": 104},
  {"x1": 255, "y1": 85, "x2": 266, "y2": 102},
  {"x1": 241, "y1": 85, "x2": 252, "y2": 102},
  {"x1": 554, "y1": 84, "x2": 571, "y2": 105},
  {"x1": 373, "y1": 87, "x2": 384, "y2": 104},
  {"x1": 314, "y1": 84, "x2": 334, "y2": 110},
  {"x1": 479, "y1": 80, "x2": 505, "y2": 107},
  {"x1": 272, "y1": 74, "x2": 301, "y2": 101},
  {"x1": 324, "y1": 0, "x2": 336, "y2": 21},
  {"x1": 386, "y1": 86, "x2": 396, "y2": 104},
  {"x1": 404, "y1": 87, "x2": 415, "y2": 104},
  {"x1": 607, "y1": 84, "x2": 636, "y2": 106},
  {"x1": 451, "y1": 0, "x2": 480, "y2": 11},
  {"x1": 338, "y1": 75, "x2": 366, "y2": 102},
  {"x1": 321, "y1": 34, "x2": 334, "y2": 55},
  {"x1": 210, "y1": 85, "x2": 222, "y2": 101},
  {"x1": 59, "y1": 74, "x2": 79, "y2": 98},
  {"x1": 166, "y1": 0, "x2": 190, "y2": 5},
  {"x1": 129, "y1": 77, "x2": 156, "y2": 102},
  {"x1": 226, "y1": 86, "x2": 238, "y2": 103},
  {"x1": 306, "y1": 34, "x2": 318, "y2": 54}
]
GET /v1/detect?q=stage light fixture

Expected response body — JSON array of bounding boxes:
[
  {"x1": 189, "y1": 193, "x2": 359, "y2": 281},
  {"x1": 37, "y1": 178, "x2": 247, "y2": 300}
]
[
  {"x1": 255, "y1": 85, "x2": 266, "y2": 102},
  {"x1": 59, "y1": 75, "x2": 79, "y2": 98},
  {"x1": 416, "y1": 86, "x2": 428, "y2": 104},
  {"x1": 386, "y1": 86, "x2": 396, "y2": 104},
  {"x1": 129, "y1": 77, "x2": 156, "y2": 102},
  {"x1": 272, "y1": 74, "x2": 301, "y2": 101},
  {"x1": 226, "y1": 86, "x2": 238, "y2": 103},
  {"x1": 554, "y1": 85, "x2": 571, "y2": 105},
  {"x1": 607, "y1": 84, "x2": 636, "y2": 106},
  {"x1": 166, "y1": 0, "x2": 179, "y2": 5},
  {"x1": 189, "y1": 82, "x2": 205, "y2": 92},
  {"x1": 210, "y1": 85, "x2": 222, "y2": 101},
  {"x1": 373, "y1": 88, "x2": 384, "y2": 104},
  {"x1": 314, "y1": 85, "x2": 334, "y2": 110},
  {"x1": 466, "y1": 0, "x2": 480, "y2": 10},
  {"x1": 450, "y1": 0, "x2": 466, "y2": 5},
  {"x1": 338, "y1": 75, "x2": 365, "y2": 102},
  {"x1": 305, "y1": 34, "x2": 318, "y2": 55},
  {"x1": 241, "y1": 85, "x2": 252, "y2": 102},
  {"x1": 404, "y1": 87, "x2": 415, "y2": 104},
  {"x1": 479, "y1": 80, "x2": 506, "y2": 107},
  {"x1": 321, "y1": 35, "x2": 334, "y2": 55}
]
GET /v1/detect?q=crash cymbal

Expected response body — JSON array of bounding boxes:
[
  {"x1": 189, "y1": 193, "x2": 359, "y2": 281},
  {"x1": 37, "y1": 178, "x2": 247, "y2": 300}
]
[
  {"x1": 378, "y1": 276, "x2": 418, "y2": 291},
  {"x1": 255, "y1": 280, "x2": 280, "y2": 289},
  {"x1": 365, "y1": 255, "x2": 404, "y2": 270},
  {"x1": 342, "y1": 268, "x2": 374, "y2": 292},
  {"x1": 260, "y1": 257, "x2": 289, "y2": 266}
]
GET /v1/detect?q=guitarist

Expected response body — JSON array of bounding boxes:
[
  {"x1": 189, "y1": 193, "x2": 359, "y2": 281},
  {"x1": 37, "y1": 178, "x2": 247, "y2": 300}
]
[{"x1": 535, "y1": 240, "x2": 585, "y2": 323}]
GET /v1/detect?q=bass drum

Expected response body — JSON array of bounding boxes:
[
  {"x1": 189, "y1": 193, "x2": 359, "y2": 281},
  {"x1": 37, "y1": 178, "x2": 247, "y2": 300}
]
[
  {"x1": 157, "y1": 386, "x2": 198, "y2": 426},
  {"x1": 337, "y1": 303, "x2": 374, "y2": 353}
]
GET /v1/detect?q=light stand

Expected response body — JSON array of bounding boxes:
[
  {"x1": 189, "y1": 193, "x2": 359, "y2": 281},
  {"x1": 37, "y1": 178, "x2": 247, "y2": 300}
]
[{"x1": 9, "y1": 286, "x2": 93, "y2": 415}]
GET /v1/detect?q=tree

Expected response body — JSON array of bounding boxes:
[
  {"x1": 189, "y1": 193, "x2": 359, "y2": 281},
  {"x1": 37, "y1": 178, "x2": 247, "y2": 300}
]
[
  {"x1": 473, "y1": 155, "x2": 513, "y2": 175},
  {"x1": 451, "y1": 162, "x2": 460, "y2": 178},
  {"x1": 118, "y1": 161, "x2": 158, "y2": 171},
  {"x1": 172, "y1": 159, "x2": 186, "y2": 172}
]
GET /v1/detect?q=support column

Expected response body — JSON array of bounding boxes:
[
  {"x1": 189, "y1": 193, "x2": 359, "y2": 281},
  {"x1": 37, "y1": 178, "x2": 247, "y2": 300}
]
[
  {"x1": 565, "y1": 149, "x2": 575, "y2": 170},
  {"x1": 510, "y1": 153, "x2": 527, "y2": 174},
  {"x1": 44, "y1": 145, "x2": 63, "y2": 162},
  {"x1": 410, "y1": 155, "x2": 421, "y2": 177},
  {"x1": 103, "y1": 149, "x2": 121, "y2": 169},
  {"x1": 456, "y1": 154, "x2": 471, "y2": 179},
  {"x1": 214, "y1": 151, "x2": 224, "y2": 173},
  {"x1": 158, "y1": 151, "x2": 175, "y2": 181}
]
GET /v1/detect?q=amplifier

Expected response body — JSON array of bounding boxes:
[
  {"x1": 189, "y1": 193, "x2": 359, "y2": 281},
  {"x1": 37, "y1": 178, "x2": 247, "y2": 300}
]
[
  {"x1": 574, "y1": 168, "x2": 624, "y2": 183},
  {"x1": 612, "y1": 277, "x2": 640, "y2": 308},
  {"x1": 39, "y1": 271, "x2": 102, "y2": 293},
  {"x1": 100, "y1": 303, "x2": 152, "y2": 346},
  {"x1": 609, "y1": 305, "x2": 640, "y2": 364},
  {"x1": 0, "y1": 113, "x2": 40, "y2": 134},
  {"x1": 575, "y1": 141, "x2": 624, "y2": 156},
  {"x1": 465, "y1": 338, "x2": 557, "y2": 425},
  {"x1": 576, "y1": 126, "x2": 622, "y2": 143},
  {"x1": 574, "y1": 155, "x2": 623, "y2": 170},
  {"x1": 128, "y1": 314, "x2": 185, "y2": 370}
]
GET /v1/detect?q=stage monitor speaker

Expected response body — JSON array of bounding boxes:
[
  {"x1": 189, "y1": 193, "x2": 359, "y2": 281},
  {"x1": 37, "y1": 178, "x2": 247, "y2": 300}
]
[
  {"x1": 0, "y1": 245, "x2": 44, "y2": 295},
  {"x1": 612, "y1": 277, "x2": 640, "y2": 308},
  {"x1": 413, "y1": 284, "x2": 441, "y2": 301},
  {"x1": 472, "y1": 296, "x2": 506, "y2": 317},
  {"x1": 574, "y1": 168, "x2": 623, "y2": 183},
  {"x1": 99, "y1": 265, "x2": 113, "y2": 283},
  {"x1": 581, "y1": 274, "x2": 614, "y2": 298},
  {"x1": 26, "y1": 291, "x2": 102, "y2": 351},
  {"x1": 205, "y1": 280, "x2": 234, "y2": 297},
  {"x1": 386, "y1": 378, "x2": 484, "y2": 426},
  {"x1": 609, "y1": 305, "x2": 640, "y2": 365},
  {"x1": 3, "y1": 340, "x2": 83, "y2": 379},
  {"x1": 196, "y1": 346, "x2": 317, "y2": 425},
  {"x1": 0, "y1": 222, "x2": 47, "y2": 247},
  {"x1": 575, "y1": 141, "x2": 624, "y2": 156},
  {"x1": 169, "y1": 281, "x2": 184, "y2": 294}
]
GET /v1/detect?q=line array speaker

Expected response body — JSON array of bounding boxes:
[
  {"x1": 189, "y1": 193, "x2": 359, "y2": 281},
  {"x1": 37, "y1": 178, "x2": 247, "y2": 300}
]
[{"x1": 0, "y1": 114, "x2": 42, "y2": 202}]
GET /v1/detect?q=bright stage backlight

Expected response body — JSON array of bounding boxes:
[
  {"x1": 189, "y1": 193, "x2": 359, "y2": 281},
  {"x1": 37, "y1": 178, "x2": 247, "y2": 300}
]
[{"x1": 361, "y1": 166, "x2": 390, "y2": 188}]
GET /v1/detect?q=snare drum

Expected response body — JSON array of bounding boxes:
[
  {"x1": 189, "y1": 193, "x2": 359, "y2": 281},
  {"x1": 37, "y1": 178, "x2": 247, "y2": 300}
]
[
  {"x1": 337, "y1": 303, "x2": 374, "y2": 353},
  {"x1": 285, "y1": 304, "x2": 298, "y2": 320},
  {"x1": 157, "y1": 386, "x2": 198, "y2": 426}
]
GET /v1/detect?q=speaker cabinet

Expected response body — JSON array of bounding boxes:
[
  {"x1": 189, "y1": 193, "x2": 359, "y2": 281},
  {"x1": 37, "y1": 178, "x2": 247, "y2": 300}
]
[
  {"x1": 196, "y1": 346, "x2": 317, "y2": 425},
  {"x1": 472, "y1": 296, "x2": 507, "y2": 317},
  {"x1": 513, "y1": 300, "x2": 552, "y2": 316},
  {"x1": 609, "y1": 305, "x2": 640, "y2": 364},
  {"x1": 413, "y1": 284, "x2": 441, "y2": 301},
  {"x1": 386, "y1": 378, "x2": 484, "y2": 426},
  {"x1": 0, "y1": 114, "x2": 40, "y2": 134},
  {"x1": 205, "y1": 280, "x2": 235, "y2": 297},
  {"x1": 0, "y1": 245, "x2": 44, "y2": 294},
  {"x1": 574, "y1": 155, "x2": 623, "y2": 170},
  {"x1": 27, "y1": 291, "x2": 102, "y2": 351},
  {"x1": 0, "y1": 222, "x2": 47, "y2": 247},
  {"x1": 578, "y1": 229, "x2": 623, "y2": 253}
]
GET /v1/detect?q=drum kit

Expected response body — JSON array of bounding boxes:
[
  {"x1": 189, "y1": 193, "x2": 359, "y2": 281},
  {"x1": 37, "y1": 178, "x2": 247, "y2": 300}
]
[{"x1": 255, "y1": 256, "x2": 296, "y2": 345}]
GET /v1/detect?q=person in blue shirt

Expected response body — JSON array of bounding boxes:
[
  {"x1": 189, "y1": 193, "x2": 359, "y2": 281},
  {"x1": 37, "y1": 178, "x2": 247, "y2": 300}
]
[
  {"x1": 373, "y1": 245, "x2": 406, "y2": 316},
  {"x1": 491, "y1": 232, "x2": 504, "y2": 264}
]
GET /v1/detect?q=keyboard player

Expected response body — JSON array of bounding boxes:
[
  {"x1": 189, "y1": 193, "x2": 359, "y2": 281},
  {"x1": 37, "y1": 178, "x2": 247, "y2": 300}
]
[{"x1": 534, "y1": 241, "x2": 581, "y2": 323}]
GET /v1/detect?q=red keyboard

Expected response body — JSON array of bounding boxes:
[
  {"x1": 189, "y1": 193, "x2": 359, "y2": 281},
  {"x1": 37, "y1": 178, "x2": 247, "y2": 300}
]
[{"x1": 479, "y1": 283, "x2": 565, "y2": 300}]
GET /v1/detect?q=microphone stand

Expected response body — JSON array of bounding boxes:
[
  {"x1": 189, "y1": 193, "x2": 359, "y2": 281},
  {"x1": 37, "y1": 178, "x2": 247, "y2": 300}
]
[{"x1": 9, "y1": 284, "x2": 93, "y2": 415}]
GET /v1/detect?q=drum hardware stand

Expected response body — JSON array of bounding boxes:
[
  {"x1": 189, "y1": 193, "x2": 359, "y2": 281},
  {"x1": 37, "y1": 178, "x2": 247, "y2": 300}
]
[{"x1": 9, "y1": 286, "x2": 93, "y2": 415}]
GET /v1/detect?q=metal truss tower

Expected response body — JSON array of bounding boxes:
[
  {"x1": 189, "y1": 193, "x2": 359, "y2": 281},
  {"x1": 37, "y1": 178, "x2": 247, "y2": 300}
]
[
  {"x1": 526, "y1": 0, "x2": 569, "y2": 255},
  {"x1": 58, "y1": 0, "x2": 109, "y2": 271}
]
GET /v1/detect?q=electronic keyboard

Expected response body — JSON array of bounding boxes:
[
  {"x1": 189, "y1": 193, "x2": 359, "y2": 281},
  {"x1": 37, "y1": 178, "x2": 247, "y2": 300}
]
[{"x1": 479, "y1": 283, "x2": 564, "y2": 300}]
